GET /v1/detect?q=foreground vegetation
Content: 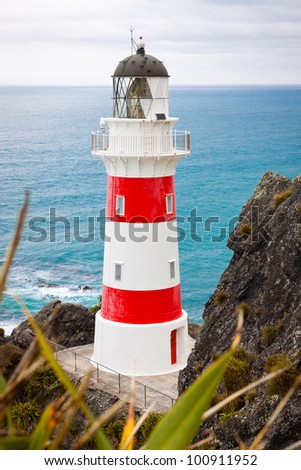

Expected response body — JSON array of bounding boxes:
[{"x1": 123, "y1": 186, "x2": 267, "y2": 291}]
[{"x1": 0, "y1": 193, "x2": 300, "y2": 450}]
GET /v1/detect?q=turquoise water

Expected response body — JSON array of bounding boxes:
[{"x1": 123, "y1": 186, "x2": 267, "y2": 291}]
[{"x1": 0, "y1": 86, "x2": 300, "y2": 333}]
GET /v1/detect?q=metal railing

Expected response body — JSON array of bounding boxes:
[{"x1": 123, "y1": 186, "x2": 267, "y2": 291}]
[
  {"x1": 92, "y1": 130, "x2": 190, "y2": 157},
  {"x1": 52, "y1": 342, "x2": 176, "y2": 412}
]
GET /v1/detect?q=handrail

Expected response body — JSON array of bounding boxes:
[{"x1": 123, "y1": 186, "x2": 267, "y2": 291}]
[
  {"x1": 52, "y1": 341, "x2": 176, "y2": 411},
  {"x1": 92, "y1": 130, "x2": 190, "y2": 157}
]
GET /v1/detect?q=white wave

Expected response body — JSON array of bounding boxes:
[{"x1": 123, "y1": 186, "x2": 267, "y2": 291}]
[
  {"x1": 1, "y1": 284, "x2": 99, "y2": 335},
  {"x1": 0, "y1": 318, "x2": 21, "y2": 335},
  {"x1": 34, "y1": 270, "x2": 54, "y2": 280},
  {"x1": 10, "y1": 283, "x2": 97, "y2": 300},
  {"x1": 37, "y1": 285, "x2": 97, "y2": 301},
  {"x1": 37, "y1": 285, "x2": 75, "y2": 298}
]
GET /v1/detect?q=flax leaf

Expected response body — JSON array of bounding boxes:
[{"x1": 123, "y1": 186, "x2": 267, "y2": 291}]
[{"x1": 144, "y1": 350, "x2": 232, "y2": 450}]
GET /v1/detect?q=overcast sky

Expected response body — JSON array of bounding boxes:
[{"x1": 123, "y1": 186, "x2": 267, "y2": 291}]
[{"x1": 1, "y1": 0, "x2": 301, "y2": 85}]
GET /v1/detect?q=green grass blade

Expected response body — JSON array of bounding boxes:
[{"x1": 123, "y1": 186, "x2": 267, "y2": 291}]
[
  {"x1": 0, "y1": 374, "x2": 7, "y2": 393},
  {"x1": 0, "y1": 373, "x2": 13, "y2": 433},
  {"x1": 144, "y1": 351, "x2": 232, "y2": 450},
  {"x1": 0, "y1": 436, "x2": 31, "y2": 450},
  {"x1": 0, "y1": 191, "x2": 28, "y2": 302},
  {"x1": 13, "y1": 296, "x2": 113, "y2": 450},
  {"x1": 29, "y1": 402, "x2": 59, "y2": 450}
]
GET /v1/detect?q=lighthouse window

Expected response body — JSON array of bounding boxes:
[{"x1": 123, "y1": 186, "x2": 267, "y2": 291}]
[
  {"x1": 114, "y1": 263, "x2": 122, "y2": 281},
  {"x1": 169, "y1": 260, "x2": 176, "y2": 279},
  {"x1": 116, "y1": 196, "x2": 125, "y2": 216},
  {"x1": 128, "y1": 77, "x2": 152, "y2": 99},
  {"x1": 127, "y1": 78, "x2": 152, "y2": 119},
  {"x1": 113, "y1": 77, "x2": 153, "y2": 119},
  {"x1": 166, "y1": 195, "x2": 173, "y2": 214}
]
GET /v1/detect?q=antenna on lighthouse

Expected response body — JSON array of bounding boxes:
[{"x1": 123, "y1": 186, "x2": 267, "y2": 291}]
[{"x1": 129, "y1": 26, "x2": 135, "y2": 54}]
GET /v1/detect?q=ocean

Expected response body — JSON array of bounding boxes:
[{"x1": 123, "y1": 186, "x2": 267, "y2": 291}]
[{"x1": 0, "y1": 85, "x2": 300, "y2": 334}]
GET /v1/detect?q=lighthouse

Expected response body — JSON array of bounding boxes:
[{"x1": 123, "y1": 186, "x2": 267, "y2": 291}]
[{"x1": 91, "y1": 37, "x2": 190, "y2": 376}]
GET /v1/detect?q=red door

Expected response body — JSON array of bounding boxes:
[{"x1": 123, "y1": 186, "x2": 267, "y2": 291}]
[{"x1": 170, "y1": 330, "x2": 177, "y2": 365}]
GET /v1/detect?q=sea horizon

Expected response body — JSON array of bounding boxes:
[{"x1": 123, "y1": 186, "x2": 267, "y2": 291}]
[{"x1": 1, "y1": 83, "x2": 301, "y2": 88}]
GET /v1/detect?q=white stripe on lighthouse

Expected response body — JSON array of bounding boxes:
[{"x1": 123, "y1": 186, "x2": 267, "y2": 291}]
[{"x1": 102, "y1": 220, "x2": 180, "y2": 291}]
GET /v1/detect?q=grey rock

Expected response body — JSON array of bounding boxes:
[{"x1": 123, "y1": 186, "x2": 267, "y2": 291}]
[
  {"x1": 11, "y1": 300, "x2": 95, "y2": 348},
  {"x1": 12, "y1": 327, "x2": 35, "y2": 349},
  {"x1": 178, "y1": 171, "x2": 301, "y2": 449}
]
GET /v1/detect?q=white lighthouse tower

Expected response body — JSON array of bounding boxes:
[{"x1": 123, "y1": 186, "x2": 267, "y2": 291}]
[{"x1": 91, "y1": 37, "x2": 191, "y2": 376}]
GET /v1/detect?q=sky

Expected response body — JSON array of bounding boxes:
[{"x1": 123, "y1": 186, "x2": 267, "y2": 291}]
[{"x1": 0, "y1": 0, "x2": 301, "y2": 86}]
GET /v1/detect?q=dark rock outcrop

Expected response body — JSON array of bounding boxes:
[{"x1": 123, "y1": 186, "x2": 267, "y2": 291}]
[
  {"x1": 178, "y1": 171, "x2": 301, "y2": 449},
  {"x1": 11, "y1": 300, "x2": 95, "y2": 349}
]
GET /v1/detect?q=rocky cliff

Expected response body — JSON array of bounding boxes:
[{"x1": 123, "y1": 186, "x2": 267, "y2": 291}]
[
  {"x1": 10, "y1": 300, "x2": 95, "y2": 349},
  {"x1": 178, "y1": 171, "x2": 301, "y2": 449}
]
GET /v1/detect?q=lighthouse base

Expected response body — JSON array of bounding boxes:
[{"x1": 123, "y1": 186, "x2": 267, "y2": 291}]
[{"x1": 91, "y1": 311, "x2": 189, "y2": 376}]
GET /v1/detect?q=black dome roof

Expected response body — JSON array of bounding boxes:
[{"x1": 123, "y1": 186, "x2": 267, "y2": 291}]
[{"x1": 113, "y1": 52, "x2": 169, "y2": 77}]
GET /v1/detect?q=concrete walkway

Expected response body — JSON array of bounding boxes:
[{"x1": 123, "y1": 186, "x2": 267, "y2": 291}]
[{"x1": 56, "y1": 339, "x2": 195, "y2": 412}]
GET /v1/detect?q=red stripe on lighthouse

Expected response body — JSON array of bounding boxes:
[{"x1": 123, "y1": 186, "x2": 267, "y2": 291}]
[
  {"x1": 100, "y1": 284, "x2": 182, "y2": 324},
  {"x1": 106, "y1": 175, "x2": 176, "y2": 222}
]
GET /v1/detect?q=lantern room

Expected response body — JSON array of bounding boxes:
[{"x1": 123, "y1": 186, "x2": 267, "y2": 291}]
[{"x1": 112, "y1": 37, "x2": 169, "y2": 120}]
